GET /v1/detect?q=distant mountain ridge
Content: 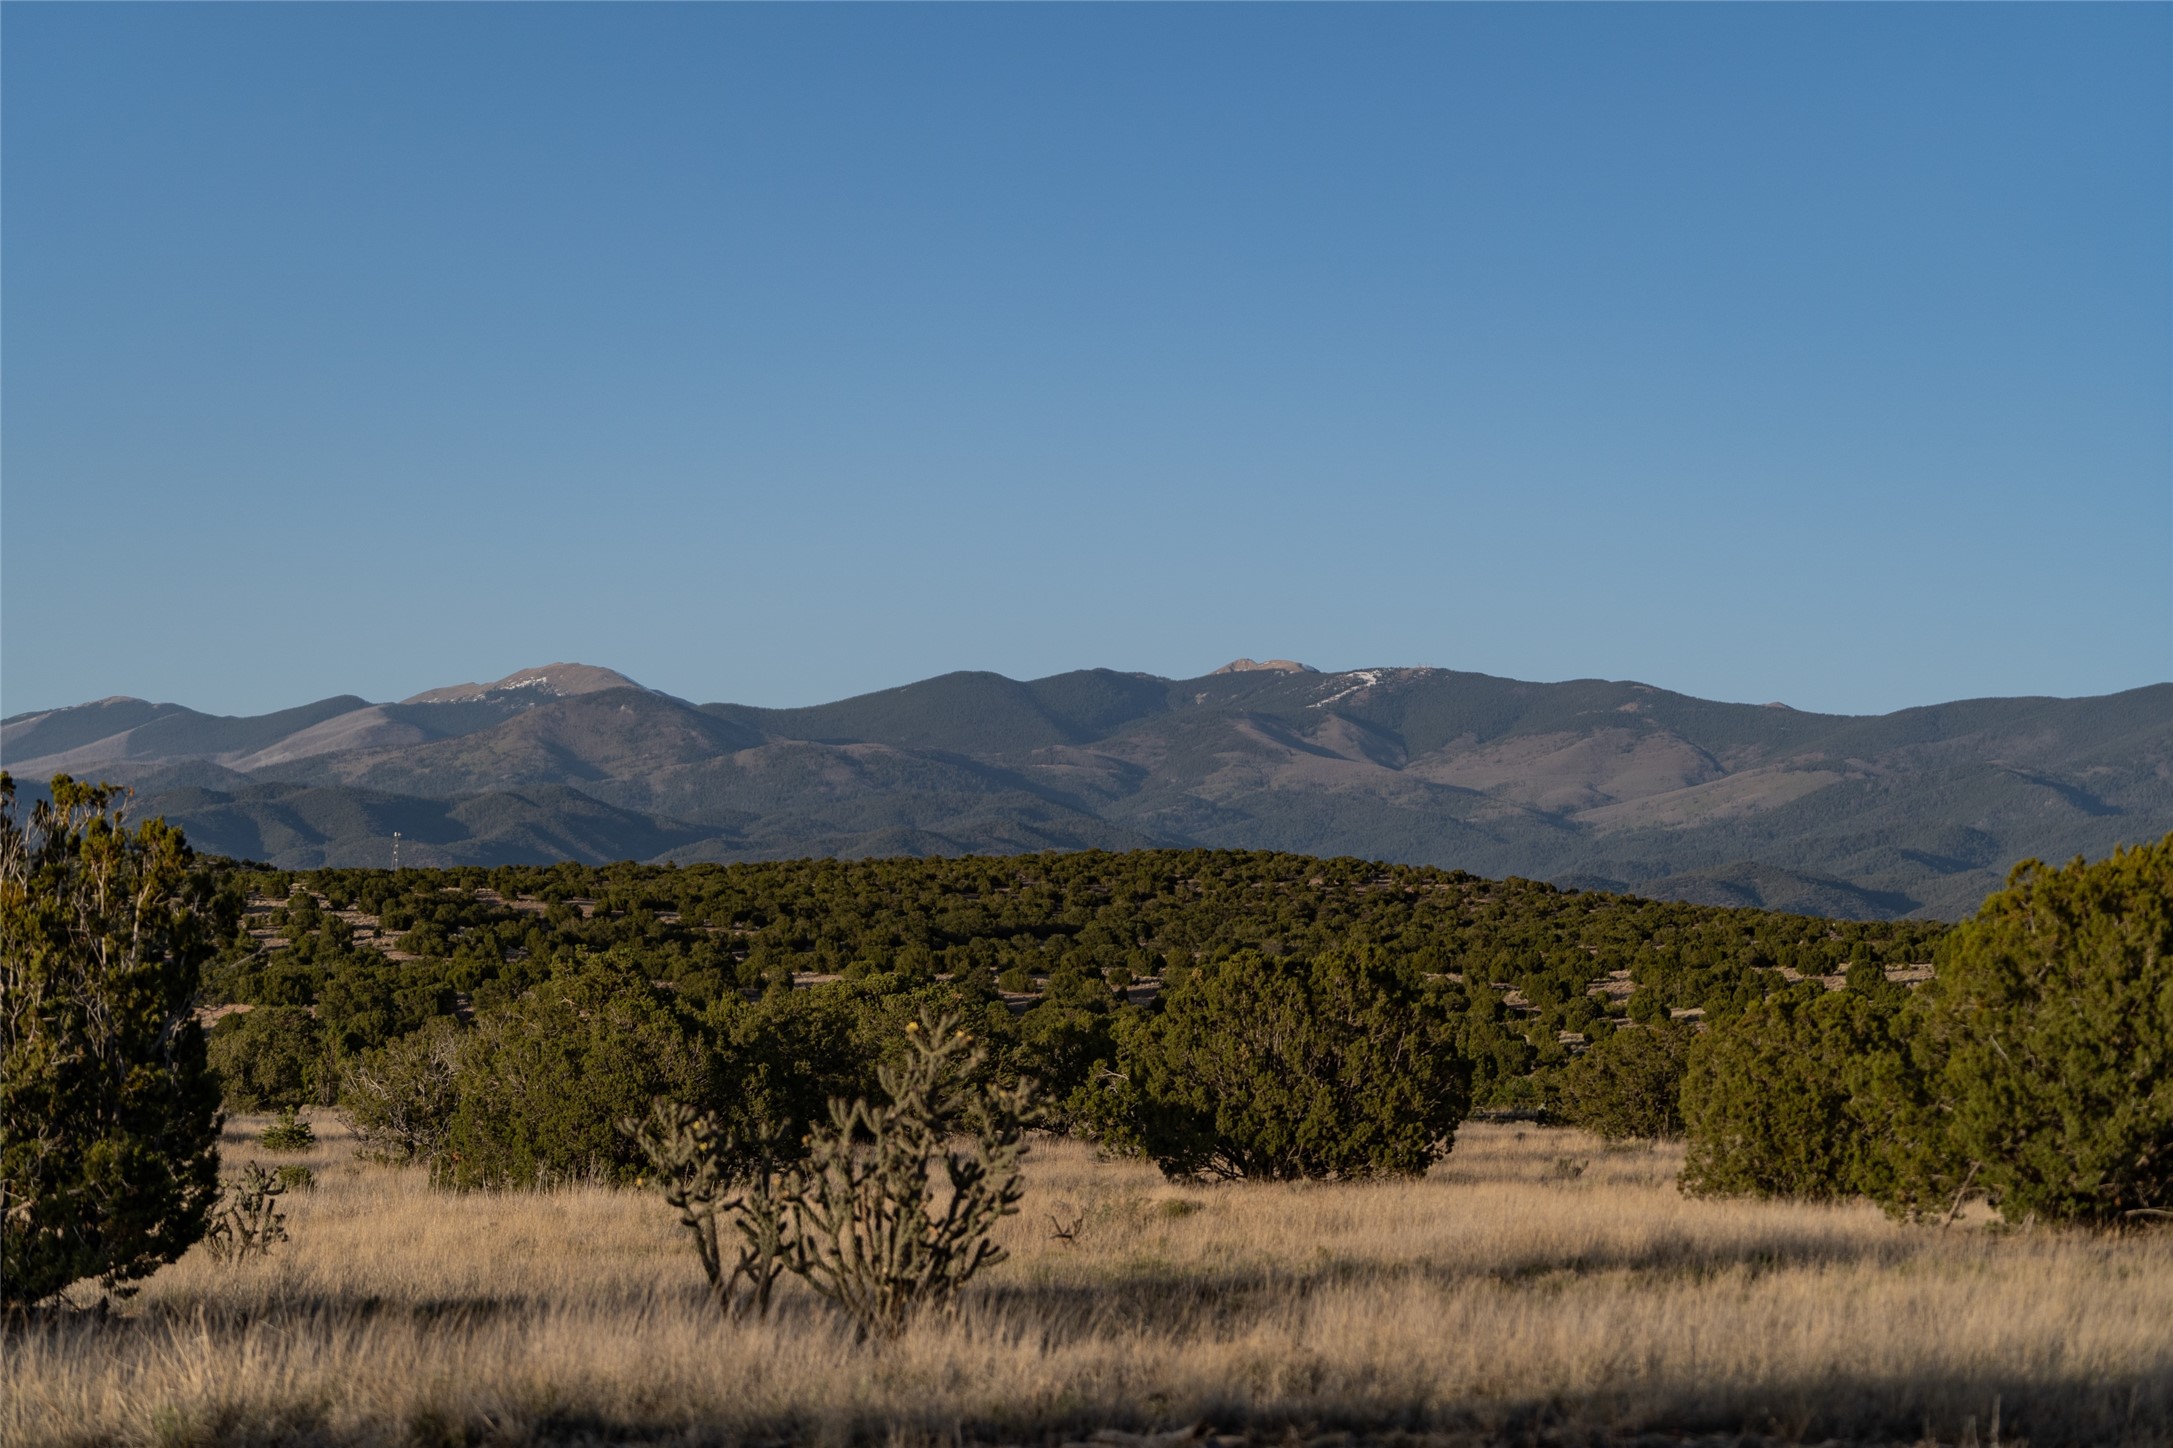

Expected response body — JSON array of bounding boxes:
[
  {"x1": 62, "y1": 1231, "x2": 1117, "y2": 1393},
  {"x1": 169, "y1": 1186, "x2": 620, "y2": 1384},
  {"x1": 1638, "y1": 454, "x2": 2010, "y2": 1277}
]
[{"x1": 6, "y1": 659, "x2": 2168, "y2": 920}]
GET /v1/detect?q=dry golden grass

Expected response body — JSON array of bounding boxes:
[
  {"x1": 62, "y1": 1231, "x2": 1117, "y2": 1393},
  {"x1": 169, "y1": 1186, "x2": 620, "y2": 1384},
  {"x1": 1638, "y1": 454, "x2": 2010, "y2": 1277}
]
[{"x1": 5, "y1": 1117, "x2": 2170, "y2": 1447}]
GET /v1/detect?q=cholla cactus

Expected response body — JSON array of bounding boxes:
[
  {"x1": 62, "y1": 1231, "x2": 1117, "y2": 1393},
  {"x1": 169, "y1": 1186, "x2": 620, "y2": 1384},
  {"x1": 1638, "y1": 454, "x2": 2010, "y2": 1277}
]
[
  {"x1": 203, "y1": 1163, "x2": 288, "y2": 1264},
  {"x1": 785, "y1": 1006, "x2": 1037, "y2": 1338},
  {"x1": 622, "y1": 1101, "x2": 792, "y2": 1318}
]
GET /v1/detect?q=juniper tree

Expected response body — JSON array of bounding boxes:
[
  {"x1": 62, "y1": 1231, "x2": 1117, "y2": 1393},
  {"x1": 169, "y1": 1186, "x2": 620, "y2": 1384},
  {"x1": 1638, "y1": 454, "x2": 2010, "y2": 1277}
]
[
  {"x1": 1905, "y1": 837, "x2": 2173, "y2": 1225},
  {"x1": 1558, "y1": 1020, "x2": 1695, "y2": 1141},
  {"x1": 1678, "y1": 976, "x2": 1912, "y2": 1201},
  {"x1": 1, "y1": 775, "x2": 227, "y2": 1308},
  {"x1": 1111, "y1": 949, "x2": 1471, "y2": 1181}
]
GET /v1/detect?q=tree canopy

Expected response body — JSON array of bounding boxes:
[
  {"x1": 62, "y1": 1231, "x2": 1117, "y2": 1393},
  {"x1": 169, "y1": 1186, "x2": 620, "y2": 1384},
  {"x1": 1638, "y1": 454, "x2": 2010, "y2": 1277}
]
[{"x1": 1, "y1": 774, "x2": 230, "y2": 1307}]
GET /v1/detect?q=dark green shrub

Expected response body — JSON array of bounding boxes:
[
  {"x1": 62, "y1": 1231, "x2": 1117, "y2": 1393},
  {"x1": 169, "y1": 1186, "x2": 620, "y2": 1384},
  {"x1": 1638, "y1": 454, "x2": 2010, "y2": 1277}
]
[
  {"x1": 440, "y1": 961, "x2": 715, "y2": 1188},
  {"x1": 207, "y1": 1006, "x2": 327, "y2": 1110},
  {"x1": 1, "y1": 775, "x2": 226, "y2": 1308},
  {"x1": 1113, "y1": 949, "x2": 1471, "y2": 1181},
  {"x1": 1558, "y1": 1022, "x2": 1695, "y2": 1141},
  {"x1": 1042, "y1": 962, "x2": 1117, "y2": 1012},
  {"x1": 1678, "y1": 978, "x2": 1909, "y2": 1200},
  {"x1": 1905, "y1": 838, "x2": 2173, "y2": 1225},
  {"x1": 315, "y1": 960, "x2": 449, "y2": 1055},
  {"x1": 1455, "y1": 992, "x2": 1541, "y2": 1108},
  {"x1": 281, "y1": 889, "x2": 320, "y2": 932},
  {"x1": 720, "y1": 983, "x2": 882, "y2": 1143},
  {"x1": 1015, "y1": 992, "x2": 1120, "y2": 1129},
  {"x1": 259, "y1": 1106, "x2": 316, "y2": 1153}
]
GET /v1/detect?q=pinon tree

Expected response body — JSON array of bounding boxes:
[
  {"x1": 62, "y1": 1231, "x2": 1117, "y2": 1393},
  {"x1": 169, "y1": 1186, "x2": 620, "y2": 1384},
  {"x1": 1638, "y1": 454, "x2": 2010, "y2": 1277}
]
[{"x1": 1, "y1": 774, "x2": 227, "y2": 1309}]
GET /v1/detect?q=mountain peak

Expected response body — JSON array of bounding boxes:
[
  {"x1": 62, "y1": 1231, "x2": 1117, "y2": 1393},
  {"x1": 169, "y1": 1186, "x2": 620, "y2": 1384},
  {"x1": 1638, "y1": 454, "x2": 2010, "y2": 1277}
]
[
  {"x1": 402, "y1": 663, "x2": 647, "y2": 705},
  {"x1": 13, "y1": 659, "x2": 2165, "y2": 921},
  {"x1": 1212, "y1": 658, "x2": 1317, "y2": 676}
]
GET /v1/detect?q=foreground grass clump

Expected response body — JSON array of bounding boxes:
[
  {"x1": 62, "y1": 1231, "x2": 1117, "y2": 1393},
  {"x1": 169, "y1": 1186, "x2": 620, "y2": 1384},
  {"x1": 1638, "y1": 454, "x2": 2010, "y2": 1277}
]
[{"x1": 4, "y1": 1118, "x2": 2170, "y2": 1447}]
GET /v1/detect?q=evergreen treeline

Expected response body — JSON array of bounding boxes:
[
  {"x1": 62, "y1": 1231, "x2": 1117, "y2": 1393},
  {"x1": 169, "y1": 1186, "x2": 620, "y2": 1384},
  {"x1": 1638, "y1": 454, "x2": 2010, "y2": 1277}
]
[
  {"x1": 193, "y1": 849, "x2": 1944, "y2": 1171},
  {"x1": 192, "y1": 836, "x2": 2173, "y2": 1222},
  {"x1": 208, "y1": 849, "x2": 1946, "y2": 1022}
]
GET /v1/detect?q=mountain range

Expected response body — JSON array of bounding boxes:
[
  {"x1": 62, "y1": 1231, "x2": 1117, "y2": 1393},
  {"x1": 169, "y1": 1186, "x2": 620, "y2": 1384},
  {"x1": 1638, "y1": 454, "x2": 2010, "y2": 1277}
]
[{"x1": 5, "y1": 660, "x2": 2168, "y2": 919}]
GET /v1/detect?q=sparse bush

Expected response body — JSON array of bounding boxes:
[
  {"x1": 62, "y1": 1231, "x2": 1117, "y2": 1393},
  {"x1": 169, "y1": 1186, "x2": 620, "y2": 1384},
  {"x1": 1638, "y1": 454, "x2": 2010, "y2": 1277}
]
[
  {"x1": 1558, "y1": 1021, "x2": 1695, "y2": 1141},
  {"x1": 1111, "y1": 949, "x2": 1471, "y2": 1181},
  {"x1": 274, "y1": 1164, "x2": 315, "y2": 1193},
  {"x1": 339, "y1": 1017, "x2": 464, "y2": 1171},
  {"x1": 785, "y1": 1007, "x2": 1036, "y2": 1337},
  {"x1": 259, "y1": 1106, "x2": 316, "y2": 1153},
  {"x1": 1, "y1": 775, "x2": 227, "y2": 1309},
  {"x1": 440, "y1": 960, "x2": 714, "y2": 1188},
  {"x1": 1904, "y1": 837, "x2": 2173, "y2": 1226}
]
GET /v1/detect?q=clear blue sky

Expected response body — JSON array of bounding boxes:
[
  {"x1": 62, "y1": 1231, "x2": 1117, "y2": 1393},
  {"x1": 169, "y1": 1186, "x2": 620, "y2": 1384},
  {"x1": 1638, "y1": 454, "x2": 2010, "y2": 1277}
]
[{"x1": 5, "y1": 4, "x2": 2168, "y2": 720}]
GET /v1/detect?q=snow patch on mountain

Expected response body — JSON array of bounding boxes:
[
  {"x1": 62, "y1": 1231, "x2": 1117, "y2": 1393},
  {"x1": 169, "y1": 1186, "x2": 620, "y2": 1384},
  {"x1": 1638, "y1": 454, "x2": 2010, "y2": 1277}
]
[{"x1": 403, "y1": 663, "x2": 647, "y2": 705}]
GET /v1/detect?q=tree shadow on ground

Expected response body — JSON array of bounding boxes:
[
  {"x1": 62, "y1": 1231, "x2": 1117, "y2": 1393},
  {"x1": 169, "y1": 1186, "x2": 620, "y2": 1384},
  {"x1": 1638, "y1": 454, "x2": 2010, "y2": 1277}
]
[{"x1": 970, "y1": 1225, "x2": 1921, "y2": 1343}]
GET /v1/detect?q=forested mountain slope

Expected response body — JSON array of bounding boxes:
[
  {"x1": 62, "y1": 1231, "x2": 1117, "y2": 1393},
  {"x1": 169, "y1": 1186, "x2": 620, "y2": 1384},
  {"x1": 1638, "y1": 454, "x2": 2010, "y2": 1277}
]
[{"x1": 6, "y1": 660, "x2": 2167, "y2": 918}]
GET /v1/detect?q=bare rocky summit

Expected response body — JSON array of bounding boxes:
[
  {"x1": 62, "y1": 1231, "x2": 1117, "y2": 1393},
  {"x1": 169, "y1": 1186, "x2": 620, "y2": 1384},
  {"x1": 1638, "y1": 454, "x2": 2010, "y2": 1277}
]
[
  {"x1": 1212, "y1": 658, "x2": 1317, "y2": 675},
  {"x1": 401, "y1": 663, "x2": 648, "y2": 705}
]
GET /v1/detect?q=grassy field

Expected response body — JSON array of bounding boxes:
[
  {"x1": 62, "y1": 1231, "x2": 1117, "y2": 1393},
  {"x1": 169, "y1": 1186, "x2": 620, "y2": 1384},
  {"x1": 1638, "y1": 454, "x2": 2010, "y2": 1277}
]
[{"x1": 5, "y1": 1117, "x2": 2169, "y2": 1448}]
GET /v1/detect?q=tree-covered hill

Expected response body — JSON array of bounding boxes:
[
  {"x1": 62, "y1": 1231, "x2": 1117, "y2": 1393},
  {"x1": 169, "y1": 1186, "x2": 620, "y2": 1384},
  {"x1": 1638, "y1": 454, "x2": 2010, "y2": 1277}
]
[{"x1": 189, "y1": 847, "x2": 1952, "y2": 1126}]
